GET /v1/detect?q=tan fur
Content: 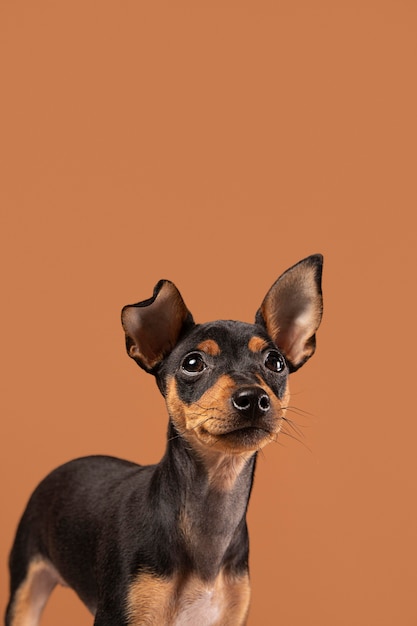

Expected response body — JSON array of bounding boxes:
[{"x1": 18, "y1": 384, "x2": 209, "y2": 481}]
[
  {"x1": 281, "y1": 380, "x2": 291, "y2": 412},
  {"x1": 196, "y1": 339, "x2": 221, "y2": 356},
  {"x1": 204, "y1": 453, "x2": 253, "y2": 491},
  {"x1": 126, "y1": 570, "x2": 250, "y2": 626},
  {"x1": 8, "y1": 558, "x2": 63, "y2": 626},
  {"x1": 247, "y1": 336, "x2": 269, "y2": 353},
  {"x1": 166, "y1": 376, "x2": 284, "y2": 457},
  {"x1": 125, "y1": 573, "x2": 173, "y2": 626}
]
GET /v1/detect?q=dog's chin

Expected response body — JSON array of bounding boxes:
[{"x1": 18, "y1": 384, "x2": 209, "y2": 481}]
[
  {"x1": 219, "y1": 426, "x2": 275, "y2": 450},
  {"x1": 197, "y1": 423, "x2": 279, "y2": 454}
]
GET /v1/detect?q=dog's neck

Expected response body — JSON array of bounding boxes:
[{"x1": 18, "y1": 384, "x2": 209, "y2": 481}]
[{"x1": 154, "y1": 422, "x2": 257, "y2": 579}]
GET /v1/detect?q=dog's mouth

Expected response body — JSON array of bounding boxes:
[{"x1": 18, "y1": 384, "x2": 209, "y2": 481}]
[
  {"x1": 220, "y1": 424, "x2": 274, "y2": 444},
  {"x1": 200, "y1": 419, "x2": 280, "y2": 451}
]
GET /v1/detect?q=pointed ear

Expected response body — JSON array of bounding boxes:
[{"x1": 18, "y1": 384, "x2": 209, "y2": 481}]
[
  {"x1": 121, "y1": 280, "x2": 194, "y2": 373},
  {"x1": 255, "y1": 255, "x2": 323, "y2": 372}
]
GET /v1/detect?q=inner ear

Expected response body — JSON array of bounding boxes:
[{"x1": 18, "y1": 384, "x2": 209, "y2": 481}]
[
  {"x1": 121, "y1": 280, "x2": 194, "y2": 372},
  {"x1": 255, "y1": 255, "x2": 323, "y2": 372}
]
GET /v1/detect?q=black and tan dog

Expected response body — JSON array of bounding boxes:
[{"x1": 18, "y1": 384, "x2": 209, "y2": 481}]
[{"x1": 6, "y1": 254, "x2": 323, "y2": 626}]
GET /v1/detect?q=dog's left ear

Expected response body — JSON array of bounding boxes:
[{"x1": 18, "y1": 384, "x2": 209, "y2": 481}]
[
  {"x1": 121, "y1": 280, "x2": 194, "y2": 373},
  {"x1": 255, "y1": 254, "x2": 323, "y2": 372}
]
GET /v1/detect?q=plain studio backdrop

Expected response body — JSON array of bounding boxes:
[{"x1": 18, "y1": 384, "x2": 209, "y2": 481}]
[{"x1": 1, "y1": 2, "x2": 416, "y2": 625}]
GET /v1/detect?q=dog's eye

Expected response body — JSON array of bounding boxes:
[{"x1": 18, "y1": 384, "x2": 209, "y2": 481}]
[
  {"x1": 181, "y1": 353, "x2": 207, "y2": 375},
  {"x1": 264, "y1": 350, "x2": 285, "y2": 373}
]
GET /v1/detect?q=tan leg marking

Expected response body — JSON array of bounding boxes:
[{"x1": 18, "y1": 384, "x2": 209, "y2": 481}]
[
  {"x1": 126, "y1": 573, "x2": 174, "y2": 625},
  {"x1": 9, "y1": 557, "x2": 62, "y2": 626},
  {"x1": 221, "y1": 572, "x2": 251, "y2": 626},
  {"x1": 126, "y1": 570, "x2": 250, "y2": 626}
]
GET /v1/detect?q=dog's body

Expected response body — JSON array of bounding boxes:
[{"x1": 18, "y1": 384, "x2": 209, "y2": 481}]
[{"x1": 6, "y1": 255, "x2": 323, "y2": 626}]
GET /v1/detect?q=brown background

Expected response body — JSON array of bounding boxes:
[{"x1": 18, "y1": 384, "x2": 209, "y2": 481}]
[{"x1": 1, "y1": 1, "x2": 416, "y2": 625}]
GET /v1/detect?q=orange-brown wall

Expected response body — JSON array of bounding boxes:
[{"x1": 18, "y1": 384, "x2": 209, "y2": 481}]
[{"x1": 1, "y1": 2, "x2": 416, "y2": 625}]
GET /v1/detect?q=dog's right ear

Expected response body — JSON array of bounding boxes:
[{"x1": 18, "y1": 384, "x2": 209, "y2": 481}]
[
  {"x1": 121, "y1": 280, "x2": 194, "y2": 373},
  {"x1": 255, "y1": 255, "x2": 323, "y2": 372}
]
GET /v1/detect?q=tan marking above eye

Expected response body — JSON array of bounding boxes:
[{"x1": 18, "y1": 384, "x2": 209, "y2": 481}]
[
  {"x1": 248, "y1": 336, "x2": 269, "y2": 353},
  {"x1": 196, "y1": 339, "x2": 221, "y2": 356}
]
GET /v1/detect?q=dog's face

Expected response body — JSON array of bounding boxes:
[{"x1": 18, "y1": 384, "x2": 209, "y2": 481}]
[
  {"x1": 121, "y1": 255, "x2": 323, "y2": 457},
  {"x1": 159, "y1": 321, "x2": 290, "y2": 455}
]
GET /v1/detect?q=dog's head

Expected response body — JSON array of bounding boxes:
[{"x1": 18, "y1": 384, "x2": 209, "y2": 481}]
[{"x1": 121, "y1": 255, "x2": 323, "y2": 456}]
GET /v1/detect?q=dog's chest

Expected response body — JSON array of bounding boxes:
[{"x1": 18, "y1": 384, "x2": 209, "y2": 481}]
[
  {"x1": 173, "y1": 585, "x2": 221, "y2": 626},
  {"x1": 126, "y1": 570, "x2": 250, "y2": 626}
]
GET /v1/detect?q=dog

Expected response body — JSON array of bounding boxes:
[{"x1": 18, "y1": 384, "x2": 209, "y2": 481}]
[{"x1": 5, "y1": 254, "x2": 323, "y2": 626}]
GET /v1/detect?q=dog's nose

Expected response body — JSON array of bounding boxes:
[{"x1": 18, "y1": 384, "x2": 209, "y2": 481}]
[{"x1": 232, "y1": 387, "x2": 271, "y2": 420}]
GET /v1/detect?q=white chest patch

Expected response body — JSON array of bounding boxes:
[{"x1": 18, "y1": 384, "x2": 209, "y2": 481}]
[{"x1": 174, "y1": 586, "x2": 221, "y2": 626}]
